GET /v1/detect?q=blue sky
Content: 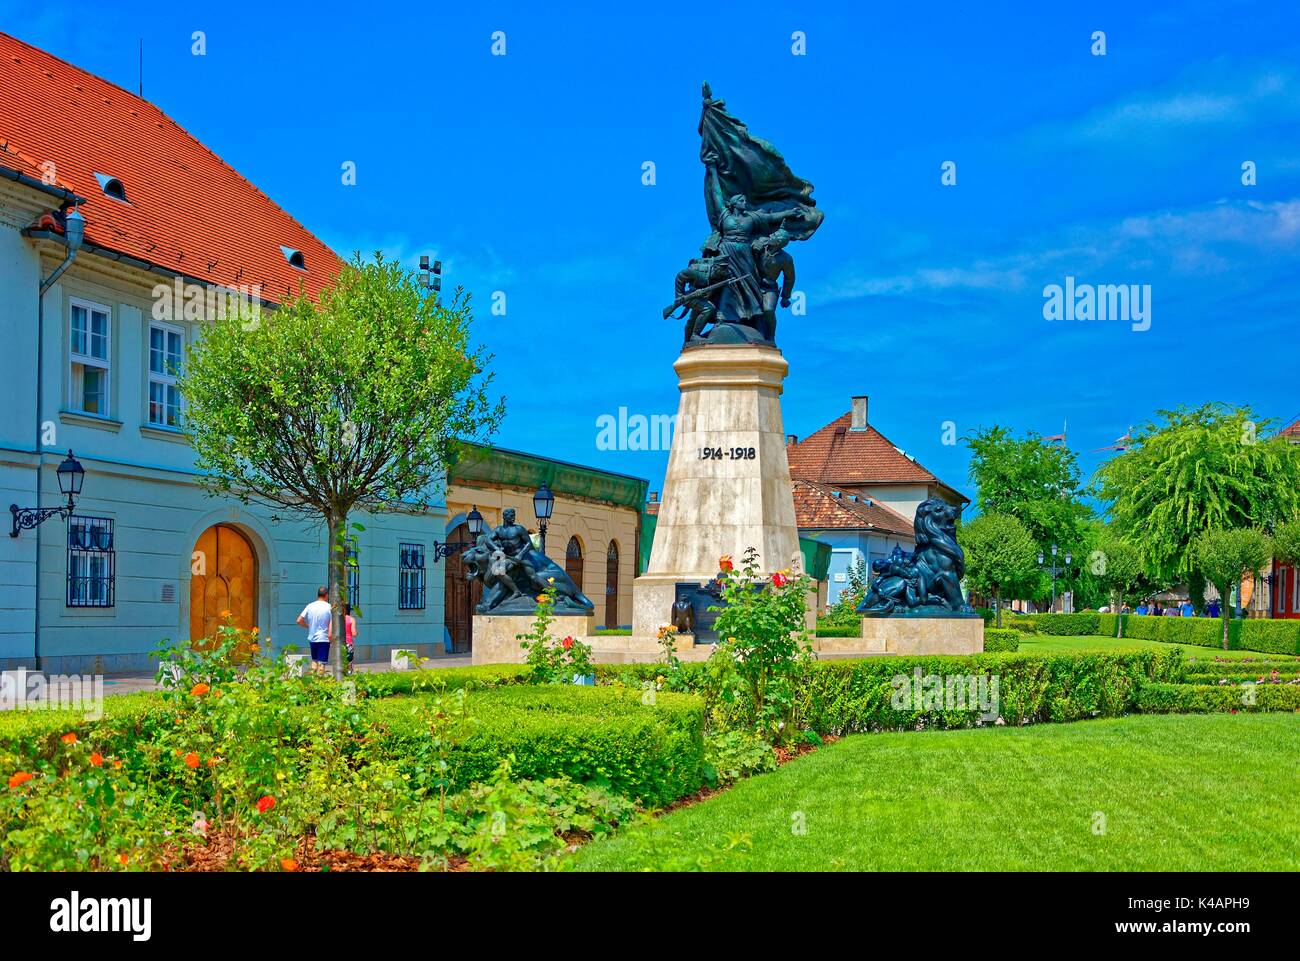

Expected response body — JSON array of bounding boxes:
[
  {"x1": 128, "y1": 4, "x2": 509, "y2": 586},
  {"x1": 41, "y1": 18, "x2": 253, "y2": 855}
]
[{"x1": 5, "y1": 0, "x2": 1299, "y2": 503}]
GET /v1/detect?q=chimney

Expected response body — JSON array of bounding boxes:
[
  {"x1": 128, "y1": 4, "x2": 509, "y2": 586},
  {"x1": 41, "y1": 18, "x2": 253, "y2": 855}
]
[
  {"x1": 851, "y1": 395, "x2": 869, "y2": 431},
  {"x1": 786, "y1": 434, "x2": 797, "y2": 446}
]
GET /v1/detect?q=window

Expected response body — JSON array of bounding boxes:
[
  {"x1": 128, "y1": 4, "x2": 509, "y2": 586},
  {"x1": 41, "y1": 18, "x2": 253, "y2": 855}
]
[
  {"x1": 399, "y1": 543, "x2": 426, "y2": 610},
  {"x1": 67, "y1": 516, "x2": 114, "y2": 607},
  {"x1": 70, "y1": 300, "x2": 110, "y2": 416},
  {"x1": 93, "y1": 172, "x2": 128, "y2": 203},
  {"x1": 148, "y1": 322, "x2": 184, "y2": 427},
  {"x1": 280, "y1": 246, "x2": 306, "y2": 270},
  {"x1": 345, "y1": 546, "x2": 360, "y2": 612}
]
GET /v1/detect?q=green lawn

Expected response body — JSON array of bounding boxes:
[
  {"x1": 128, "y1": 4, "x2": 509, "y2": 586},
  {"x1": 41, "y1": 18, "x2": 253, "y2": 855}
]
[
  {"x1": 1017, "y1": 633, "x2": 1284, "y2": 662},
  {"x1": 569, "y1": 713, "x2": 1300, "y2": 871}
]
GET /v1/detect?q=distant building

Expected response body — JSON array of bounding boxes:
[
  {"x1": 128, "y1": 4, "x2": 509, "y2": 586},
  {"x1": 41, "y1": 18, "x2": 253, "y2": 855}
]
[
  {"x1": 1269, "y1": 416, "x2": 1300, "y2": 619},
  {"x1": 787, "y1": 395, "x2": 967, "y2": 604}
]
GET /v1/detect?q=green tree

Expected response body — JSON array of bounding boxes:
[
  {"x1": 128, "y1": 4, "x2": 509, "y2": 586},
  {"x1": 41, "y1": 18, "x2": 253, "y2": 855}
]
[
  {"x1": 1274, "y1": 518, "x2": 1300, "y2": 565},
  {"x1": 964, "y1": 426, "x2": 1094, "y2": 603},
  {"x1": 1191, "y1": 528, "x2": 1272, "y2": 650},
  {"x1": 958, "y1": 513, "x2": 1038, "y2": 627},
  {"x1": 1088, "y1": 529, "x2": 1144, "y2": 637},
  {"x1": 180, "y1": 254, "x2": 504, "y2": 677},
  {"x1": 1095, "y1": 404, "x2": 1300, "y2": 593}
]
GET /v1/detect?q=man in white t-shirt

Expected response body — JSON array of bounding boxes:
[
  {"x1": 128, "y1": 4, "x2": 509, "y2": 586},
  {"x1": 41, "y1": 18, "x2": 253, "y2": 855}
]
[{"x1": 296, "y1": 586, "x2": 333, "y2": 675}]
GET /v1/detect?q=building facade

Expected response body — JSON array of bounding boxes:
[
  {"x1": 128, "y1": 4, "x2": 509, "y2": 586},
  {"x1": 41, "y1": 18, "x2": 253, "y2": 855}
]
[{"x1": 0, "y1": 34, "x2": 446, "y2": 671}]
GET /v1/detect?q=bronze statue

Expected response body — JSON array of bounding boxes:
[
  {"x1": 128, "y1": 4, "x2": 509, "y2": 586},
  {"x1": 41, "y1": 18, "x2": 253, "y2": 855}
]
[
  {"x1": 462, "y1": 508, "x2": 595, "y2": 614},
  {"x1": 857, "y1": 498, "x2": 977, "y2": 617},
  {"x1": 664, "y1": 83, "x2": 823, "y2": 348}
]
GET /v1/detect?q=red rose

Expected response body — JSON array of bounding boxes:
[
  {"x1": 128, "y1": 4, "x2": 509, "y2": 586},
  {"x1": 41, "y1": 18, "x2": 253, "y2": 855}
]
[
  {"x1": 256, "y1": 795, "x2": 276, "y2": 814},
  {"x1": 719, "y1": 555, "x2": 734, "y2": 573},
  {"x1": 90, "y1": 753, "x2": 104, "y2": 768},
  {"x1": 772, "y1": 572, "x2": 788, "y2": 588},
  {"x1": 561, "y1": 636, "x2": 574, "y2": 650}
]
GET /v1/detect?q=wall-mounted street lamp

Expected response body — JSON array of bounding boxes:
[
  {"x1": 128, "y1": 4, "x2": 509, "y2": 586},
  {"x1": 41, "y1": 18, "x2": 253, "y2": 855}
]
[
  {"x1": 433, "y1": 505, "x2": 484, "y2": 562},
  {"x1": 10, "y1": 450, "x2": 85, "y2": 537},
  {"x1": 1037, "y1": 542, "x2": 1072, "y2": 613},
  {"x1": 533, "y1": 483, "x2": 555, "y2": 553}
]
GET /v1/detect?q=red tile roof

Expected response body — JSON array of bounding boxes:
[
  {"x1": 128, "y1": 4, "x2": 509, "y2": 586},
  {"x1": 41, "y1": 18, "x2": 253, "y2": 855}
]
[
  {"x1": 792, "y1": 479, "x2": 915, "y2": 537},
  {"x1": 0, "y1": 32, "x2": 340, "y2": 303},
  {"x1": 1281, "y1": 417, "x2": 1300, "y2": 439},
  {"x1": 788, "y1": 411, "x2": 949, "y2": 488}
]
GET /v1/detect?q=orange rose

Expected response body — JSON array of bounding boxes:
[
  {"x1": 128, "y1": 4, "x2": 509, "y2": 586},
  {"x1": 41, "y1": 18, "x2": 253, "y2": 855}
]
[
  {"x1": 256, "y1": 795, "x2": 276, "y2": 814},
  {"x1": 113, "y1": 760, "x2": 123, "y2": 770},
  {"x1": 90, "y1": 752, "x2": 104, "y2": 767},
  {"x1": 117, "y1": 854, "x2": 128, "y2": 866},
  {"x1": 61, "y1": 732, "x2": 78, "y2": 745},
  {"x1": 8, "y1": 771, "x2": 32, "y2": 789},
  {"x1": 190, "y1": 683, "x2": 210, "y2": 697},
  {"x1": 184, "y1": 752, "x2": 200, "y2": 769},
  {"x1": 280, "y1": 858, "x2": 299, "y2": 872},
  {"x1": 719, "y1": 555, "x2": 734, "y2": 573}
]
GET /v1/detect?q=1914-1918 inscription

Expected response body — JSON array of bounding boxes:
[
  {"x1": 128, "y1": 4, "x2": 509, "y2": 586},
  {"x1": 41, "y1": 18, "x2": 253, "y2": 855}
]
[{"x1": 698, "y1": 446, "x2": 757, "y2": 460}]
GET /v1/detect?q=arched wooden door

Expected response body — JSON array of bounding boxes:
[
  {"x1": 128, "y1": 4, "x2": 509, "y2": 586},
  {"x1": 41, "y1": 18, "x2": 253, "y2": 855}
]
[
  {"x1": 565, "y1": 536, "x2": 584, "y2": 600},
  {"x1": 444, "y1": 523, "x2": 481, "y2": 654},
  {"x1": 605, "y1": 540, "x2": 620, "y2": 629},
  {"x1": 190, "y1": 524, "x2": 257, "y2": 647}
]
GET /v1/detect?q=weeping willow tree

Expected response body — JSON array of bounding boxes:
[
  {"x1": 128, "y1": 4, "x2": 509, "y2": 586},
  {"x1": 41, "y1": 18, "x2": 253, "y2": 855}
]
[
  {"x1": 180, "y1": 253, "x2": 504, "y2": 677},
  {"x1": 1094, "y1": 404, "x2": 1300, "y2": 599}
]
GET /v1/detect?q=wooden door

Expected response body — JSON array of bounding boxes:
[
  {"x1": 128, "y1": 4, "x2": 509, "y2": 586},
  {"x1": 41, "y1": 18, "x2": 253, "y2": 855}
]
[
  {"x1": 444, "y1": 523, "x2": 480, "y2": 653},
  {"x1": 604, "y1": 540, "x2": 620, "y2": 629},
  {"x1": 565, "y1": 536, "x2": 584, "y2": 600},
  {"x1": 189, "y1": 524, "x2": 257, "y2": 647}
]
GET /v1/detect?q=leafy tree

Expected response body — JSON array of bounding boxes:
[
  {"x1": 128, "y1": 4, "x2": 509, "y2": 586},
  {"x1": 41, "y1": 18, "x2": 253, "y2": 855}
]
[
  {"x1": 959, "y1": 514, "x2": 1038, "y2": 627},
  {"x1": 964, "y1": 426, "x2": 1094, "y2": 603},
  {"x1": 1274, "y1": 518, "x2": 1300, "y2": 565},
  {"x1": 1191, "y1": 528, "x2": 1272, "y2": 650},
  {"x1": 1095, "y1": 404, "x2": 1300, "y2": 593},
  {"x1": 181, "y1": 254, "x2": 504, "y2": 677},
  {"x1": 1088, "y1": 529, "x2": 1144, "y2": 637}
]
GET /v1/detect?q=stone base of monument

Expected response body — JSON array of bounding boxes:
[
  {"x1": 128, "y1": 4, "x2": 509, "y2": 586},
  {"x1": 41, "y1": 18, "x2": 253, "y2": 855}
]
[
  {"x1": 813, "y1": 617, "x2": 984, "y2": 659},
  {"x1": 470, "y1": 614, "x2": 597, "y2": 666}
]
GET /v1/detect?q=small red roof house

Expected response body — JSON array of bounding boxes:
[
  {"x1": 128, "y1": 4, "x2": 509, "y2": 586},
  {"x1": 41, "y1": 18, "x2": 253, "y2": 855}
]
[
  {"x1": 1280, "y1": 417, "x2": 1300, "y2": 444},
  {"x1": 787, "y1": 396, "x2": 968, "y2": 604}
]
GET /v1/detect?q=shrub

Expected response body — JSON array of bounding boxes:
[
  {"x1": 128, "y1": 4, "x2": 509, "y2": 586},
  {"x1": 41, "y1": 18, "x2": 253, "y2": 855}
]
[
  {"x1": 975, "y1": 607, "x2": 995, "y2": 626},
  {"x1": 1135, "y1": 682, "x2": 1300, "y2": 713},
  {"x1": 356, "y1": 664, "x2": 529, "y2": 698},
  {"x1": 814, "y1": 624, "x2": 862, "y2": 638},
  {"x1": 1002, "y1": 614, "x2": 1040, "y2": 634},
  {"x1": 371, "y1": 685, "x2": 705, "y2": 807},
  {"x1": 702, "y1": 730, "x2": 777, "y2": 787},
  {"x1": 1238, "y1": 620, "x2": 1300, "y2": 656},
  {"x1": 1036, "y1": 613, "x2": 1100, "y2": 636},
  {"x1": 1119, "y1": 615, "x2": 1299, "y2": 655},
  {"x1": 983, "y1": 629, "x2": 1021, "y2": 652},
  {"x1": 598, "y1": 649, "x2": 1185, "y2": 735}
]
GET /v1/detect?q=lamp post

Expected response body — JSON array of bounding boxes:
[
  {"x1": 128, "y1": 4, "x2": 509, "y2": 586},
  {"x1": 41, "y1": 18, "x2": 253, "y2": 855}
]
[
  {"x1": 418, "y1": 255, "x2": 442, "y2": 303},
  {"x1": 432, "y1": 505, "x2": 484, "y2": 562},
  {"x1": 533, "y1": 482, "x2": 555, "y2": 554},
  {"x1": 1037, "y1": 542, "x2": 1072, "y2": 613},
  {"x1": 10, "y1": 450, "x2": 84, "y2": 537}
]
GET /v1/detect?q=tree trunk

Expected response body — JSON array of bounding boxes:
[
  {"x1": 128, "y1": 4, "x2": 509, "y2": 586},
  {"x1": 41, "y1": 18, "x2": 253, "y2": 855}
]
[
  {"x1": 327, "y1": 512, "x2": 347, "y2": 680},
  {"x1": 1112, "y1": 589, "x2": 1124, "y2": 638},
  {"x1": 993, "y1": 588, "x2": 1002, "y2": 628}
]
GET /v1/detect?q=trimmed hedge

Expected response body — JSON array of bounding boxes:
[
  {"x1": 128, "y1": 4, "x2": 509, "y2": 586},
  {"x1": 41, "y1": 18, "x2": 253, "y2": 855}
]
[
  {"x1": 1121, "y1": 615, "x2": 1300, "y2": 655},
  {"x1": 815, "y1": 623, "x2": 863, "y2": 638},
  {"x1": 1001, "y1": 614, "x2": 1040, "y2": 634},
  {"x1": 598, "y1": 649, "x2": 1185, "y2": 734},
  {"x1": 370, "y1": 685, "x2": 705, "y2": 806},
  {"x1": 357, "y1": 663, "x2": 529, "y2": 698},
  {"x1": 1135, "y1": 682, "x2": 1300, "y2": 713},
  {"x1": 1035, "y1": 613, "x2": 1100, "y2": 636},
  {"x1": 983, "y1": 628, "x2": 1021, "y2": 652}
]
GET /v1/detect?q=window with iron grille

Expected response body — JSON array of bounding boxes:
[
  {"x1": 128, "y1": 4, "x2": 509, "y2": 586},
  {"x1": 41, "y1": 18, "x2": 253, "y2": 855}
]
[
  {"x1": 346, "y1": 546, "x2": 360, "y2": 612},
  {"x1": 399, "y1": 542, "x2": 426, "y2": 610},
  {"x1": 67, "y1": 516, "x2": 115, "y2": 607}
]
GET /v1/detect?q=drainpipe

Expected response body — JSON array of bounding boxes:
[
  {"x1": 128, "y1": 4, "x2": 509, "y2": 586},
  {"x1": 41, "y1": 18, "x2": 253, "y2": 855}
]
[{"x1": 32, "y1": 208, "x2": 85, "y2": 670}]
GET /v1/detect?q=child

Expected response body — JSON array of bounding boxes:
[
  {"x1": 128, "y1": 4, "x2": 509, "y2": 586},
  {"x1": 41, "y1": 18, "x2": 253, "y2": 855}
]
[{"x1": 343, "y1": 604, "x2": 358, "y2": 668}]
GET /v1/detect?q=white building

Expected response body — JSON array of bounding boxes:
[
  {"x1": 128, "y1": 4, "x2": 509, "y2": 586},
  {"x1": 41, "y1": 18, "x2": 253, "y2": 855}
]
[{"x1": 0, "y1": 33, "x2": 446, "y2": 672}]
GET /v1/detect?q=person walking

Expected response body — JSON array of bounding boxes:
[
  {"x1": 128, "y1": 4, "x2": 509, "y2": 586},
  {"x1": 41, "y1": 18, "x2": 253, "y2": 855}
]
[
  {"x1": 296, "y1": 586, "x2": 333, "y2": 675},
  {"x1": 343, "y1": 603, "x2": 358, "y2": 669}
]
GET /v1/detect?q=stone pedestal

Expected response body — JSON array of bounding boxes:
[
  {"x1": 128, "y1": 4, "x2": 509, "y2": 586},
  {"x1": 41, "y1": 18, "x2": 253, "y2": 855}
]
[
  {"x1": 632, "y1": 344, "x2": 803, "y2": 639},
  {"x1": 813, "y1": 617, "x2": 984, "y2": 659},
  {"x1": 471, "y1": 613, "x2": 597, "y2": 666}
]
